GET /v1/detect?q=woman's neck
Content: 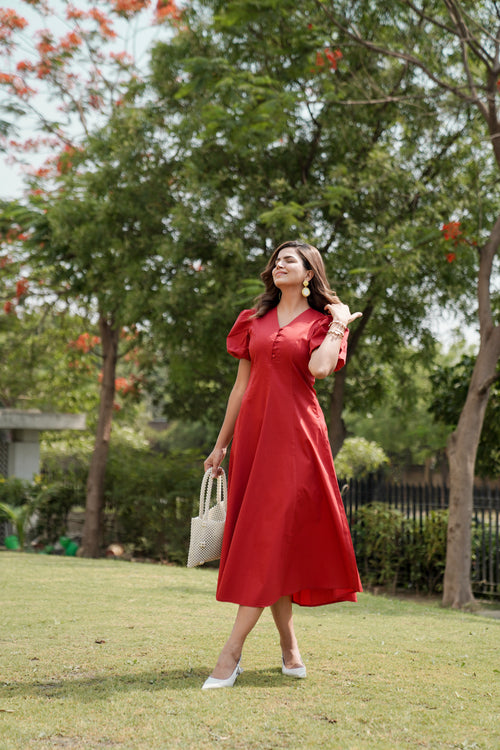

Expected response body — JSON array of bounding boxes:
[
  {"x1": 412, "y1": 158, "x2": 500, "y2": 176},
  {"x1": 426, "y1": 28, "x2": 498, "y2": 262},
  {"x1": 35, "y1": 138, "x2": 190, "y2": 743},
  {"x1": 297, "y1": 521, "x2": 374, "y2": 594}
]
[{"x1": 277, "y1": 289, "x2": 309, "y2": 314}]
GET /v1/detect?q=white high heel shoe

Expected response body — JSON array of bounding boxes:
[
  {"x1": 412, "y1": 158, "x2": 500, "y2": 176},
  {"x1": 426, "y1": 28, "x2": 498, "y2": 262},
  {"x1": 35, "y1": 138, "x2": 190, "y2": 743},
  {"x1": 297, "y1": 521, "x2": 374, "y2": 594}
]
[
  {"x1": 282, "y1": 657, "x2": 306, "y2": 679},
  {"x1": 202, "y1": 658, "x2": 243, "y2": 690}
]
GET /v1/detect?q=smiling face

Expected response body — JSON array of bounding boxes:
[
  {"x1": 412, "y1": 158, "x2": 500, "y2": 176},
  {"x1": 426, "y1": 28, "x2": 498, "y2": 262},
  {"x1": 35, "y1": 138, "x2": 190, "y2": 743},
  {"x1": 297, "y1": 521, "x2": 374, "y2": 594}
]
[{"x1": 271, "y1": 247, "x2": 313, "y2": 292}]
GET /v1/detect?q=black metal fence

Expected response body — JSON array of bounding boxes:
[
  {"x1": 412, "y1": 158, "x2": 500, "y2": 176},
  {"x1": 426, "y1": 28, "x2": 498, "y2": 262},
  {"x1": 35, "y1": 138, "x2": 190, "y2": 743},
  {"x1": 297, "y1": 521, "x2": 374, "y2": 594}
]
[{"x1": 340, "y1": 475, "x2": 500, "y2": 599}]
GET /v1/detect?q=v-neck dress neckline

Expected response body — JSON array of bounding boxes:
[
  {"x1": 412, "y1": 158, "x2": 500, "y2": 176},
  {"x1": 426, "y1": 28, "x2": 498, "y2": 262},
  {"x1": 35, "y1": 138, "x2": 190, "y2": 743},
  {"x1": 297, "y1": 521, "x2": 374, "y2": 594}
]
[{"x1": 275, "y1": 306, "x2": 313, "y2": 330}]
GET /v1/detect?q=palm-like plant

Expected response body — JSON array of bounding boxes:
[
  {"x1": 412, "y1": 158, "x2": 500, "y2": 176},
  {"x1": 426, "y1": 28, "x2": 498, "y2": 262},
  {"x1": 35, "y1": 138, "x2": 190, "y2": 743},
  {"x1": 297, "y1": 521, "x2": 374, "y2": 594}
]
[{"x1": 0, "y1": 501, "x2": 33, "y2": 549}]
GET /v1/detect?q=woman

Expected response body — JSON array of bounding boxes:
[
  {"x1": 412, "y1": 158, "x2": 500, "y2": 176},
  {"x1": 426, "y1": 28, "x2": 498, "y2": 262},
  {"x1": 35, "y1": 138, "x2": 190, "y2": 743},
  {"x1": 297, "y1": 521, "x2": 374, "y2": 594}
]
[{"x1": 202, "y1": 240, "x2": 362, "y2": 690}]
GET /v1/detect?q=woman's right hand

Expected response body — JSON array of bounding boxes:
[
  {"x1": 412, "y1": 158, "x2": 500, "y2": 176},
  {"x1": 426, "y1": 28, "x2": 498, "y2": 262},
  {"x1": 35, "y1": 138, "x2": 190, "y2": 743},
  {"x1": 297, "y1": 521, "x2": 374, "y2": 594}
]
[{"x1": 204, "y1": 447, "x2": 227, "y2": 477}]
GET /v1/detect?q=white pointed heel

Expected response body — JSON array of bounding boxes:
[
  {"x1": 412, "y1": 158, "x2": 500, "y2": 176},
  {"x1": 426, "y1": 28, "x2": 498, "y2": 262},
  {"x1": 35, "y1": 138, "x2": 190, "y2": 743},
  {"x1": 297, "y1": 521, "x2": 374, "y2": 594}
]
[
  {"x1": 201, "y1": 659, "x2": 243, "y2": 690},
  {"x1": 282, "y1": 657, "x2": 306, "y2": 679}
]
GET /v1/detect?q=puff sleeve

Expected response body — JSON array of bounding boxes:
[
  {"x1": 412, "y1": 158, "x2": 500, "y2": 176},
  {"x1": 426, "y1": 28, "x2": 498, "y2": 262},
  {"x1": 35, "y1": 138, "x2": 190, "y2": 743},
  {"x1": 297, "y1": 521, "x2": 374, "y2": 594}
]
[
  {"x1": 226, "y1": 308, "x2": 254, "y2": 360},
  {"x1": 308, "y1": 315, "x2": 349, "y2": 371}
]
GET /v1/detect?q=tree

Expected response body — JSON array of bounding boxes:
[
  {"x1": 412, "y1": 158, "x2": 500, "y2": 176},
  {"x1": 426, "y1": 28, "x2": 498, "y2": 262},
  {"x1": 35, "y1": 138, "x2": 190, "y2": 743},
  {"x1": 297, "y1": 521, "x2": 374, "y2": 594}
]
[
  {"x1": 0, "y1": 0, "x2": 183, "y2": 556},
  {"x1": 148, "y1": 0, "x2": 479, "y2": 453},
  {"x1": 23, "y1": 107, "x2": 176, "y2": 556},
  {"x1": 313, "y1": 0, "x2": 500, "y2": 607}
]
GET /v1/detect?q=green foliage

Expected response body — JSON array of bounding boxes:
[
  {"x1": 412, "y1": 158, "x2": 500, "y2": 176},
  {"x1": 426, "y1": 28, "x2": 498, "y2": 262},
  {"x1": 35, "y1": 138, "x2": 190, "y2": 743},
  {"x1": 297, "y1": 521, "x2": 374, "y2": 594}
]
[
  {"x1": 148, "y1": 0, "x2": 484, "y2": 432},
  {"x1": 405, "y1": 511, "x2": 448, "y2": 594},
  {"x1": 39, "y1": 430, "x2": 204, "y2": 563},
  {"x1": 353, "y1": 503, "x2": 449, "y2": 594},
  {"x1": 354, "y1": 503, "x2": 405, "y2": 590},
  {"x1": 104, "y1": 442, "x2": 202, "y2": 564},
  {"x1": 0, "y1": 307, "x2": 101, "y2": 413},
  {"x1": 335, "y1": 437, "x2": 389, "y2": 478},
  {"x1": 346, "y1": 352, "x2": 451, "y2": 470},
  {"x1": 0, "y1": 477, "x2": 35, "y2": 507},
  {"x1": 0, "y1": 478, "x2": 42, "y2": 548},
  {"x1": 35, "y1": 482, "x2": 87, "y2": 546},
  {"x1": 0, "y1": 475, "x2": 85, "y2": 549},
  {"x1": 429, "y1": 354, "x2": 500, "y2": 477}
]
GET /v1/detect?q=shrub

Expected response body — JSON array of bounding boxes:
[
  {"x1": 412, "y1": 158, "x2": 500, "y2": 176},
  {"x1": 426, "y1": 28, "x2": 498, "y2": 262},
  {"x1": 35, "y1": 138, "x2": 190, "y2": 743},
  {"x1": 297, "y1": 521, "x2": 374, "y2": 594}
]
[
  {"x1": 353, "y1": 503, "x2": 449, "y2": 594},
  {"x1": 35, "y1": 481, "x2": 86, "y2": 544},
  {"x1": 0, "y1": 478, "x2": 43, "y2": 548},
  {"x1": 406, "y1": 510, "x2": 448, "y2": 593},
  {"x1": 335, "y1": 437, "x2": 389, "y2": 479},
  {"x1": 104, "y1": 443, "x2": 202, "y2": 563},
  {"x1": 353, "y1": 503, "x2": 404, "y2": 591},
  {"x1": 39, "y1": 431, "x2": 204, "y2": 562}
]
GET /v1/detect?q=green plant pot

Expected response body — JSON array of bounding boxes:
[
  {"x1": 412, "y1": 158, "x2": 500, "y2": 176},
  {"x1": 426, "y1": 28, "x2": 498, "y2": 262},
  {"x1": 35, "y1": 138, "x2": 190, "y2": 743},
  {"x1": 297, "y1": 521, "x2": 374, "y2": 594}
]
[
  {"x1": 4, "y1": 535, "x2": 20, "y2": 550},
  {"x1": 64, "y1": 541, "x2": 78, "y2": 556}
]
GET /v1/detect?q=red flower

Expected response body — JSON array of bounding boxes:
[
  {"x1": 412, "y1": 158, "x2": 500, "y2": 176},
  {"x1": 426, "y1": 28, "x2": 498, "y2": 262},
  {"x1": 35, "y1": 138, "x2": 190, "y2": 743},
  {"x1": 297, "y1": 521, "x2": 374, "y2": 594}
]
[
  {"x1": 155, "y1": 0, "x2": 182, "y2": 21},
  {"x1": 15, "y1": 278, "x2": 29, "y2": 299},
  {"x1": 16, "y1": 61, "x2": 35, "y2": 73},
  {"x1": 446, "y1": 252, "x2": 456, "y2": 263},
  {"x1": 89, "y1": 93, "x2": 104, "y2": 110},
  {"x1": 33, "y1": 166, "x2": 52, "y2": 178},
  {"x1": 110, "y1": 0, "x2": 149, "y2": 17},
  {"x1": 71, "y1": 332, "x2": 101, "y2": 353},
  {"x1": 3, "y1": 300, "x2": 15, "y2": 314},
  {"x1": 60, "y1": 31, "x2": 83, "y2": 50},
  {"x1": 89, "y1": 8, "x2": 117, "y2": 37},
  {"x1": 0, "y1": 9, "x2": 28, "y2": 42},
  {"x1": 324, "y1": 48, "x2": 343, "y2": 70},
  {"x1": 314, "y1": 48, "x2": 343, "y2": 72},
  {"x1": 66, "y1": 5, "x2": 86, "y2": 21},
  {"x1": 442, "y1": 221, "x2": 461, "y2": 241},
  {"x1": 315, "y1": 51, "x2": 325, "y2": 68}
]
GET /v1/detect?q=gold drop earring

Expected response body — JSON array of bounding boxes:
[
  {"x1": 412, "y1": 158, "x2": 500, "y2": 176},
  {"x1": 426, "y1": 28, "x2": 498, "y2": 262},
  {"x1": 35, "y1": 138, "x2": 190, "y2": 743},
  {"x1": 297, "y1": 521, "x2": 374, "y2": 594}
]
[{"x1": 302, "y1": 279, "x2": 311, "y2": 297}]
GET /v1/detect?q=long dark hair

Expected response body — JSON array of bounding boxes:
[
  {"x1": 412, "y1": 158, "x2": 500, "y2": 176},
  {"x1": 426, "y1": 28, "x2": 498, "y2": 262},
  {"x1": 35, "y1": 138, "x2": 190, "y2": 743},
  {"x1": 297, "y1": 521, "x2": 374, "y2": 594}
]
[{"x1": 253, "y1": 240, "x2": 340, "y2": 318}]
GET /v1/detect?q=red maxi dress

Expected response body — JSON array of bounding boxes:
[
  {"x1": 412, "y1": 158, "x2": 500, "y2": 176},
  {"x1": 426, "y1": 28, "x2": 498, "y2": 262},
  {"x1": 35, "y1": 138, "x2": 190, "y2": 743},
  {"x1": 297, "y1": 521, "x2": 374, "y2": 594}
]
[{"x1": 216, "y1": 306, "x2": 362, "y2": 608}]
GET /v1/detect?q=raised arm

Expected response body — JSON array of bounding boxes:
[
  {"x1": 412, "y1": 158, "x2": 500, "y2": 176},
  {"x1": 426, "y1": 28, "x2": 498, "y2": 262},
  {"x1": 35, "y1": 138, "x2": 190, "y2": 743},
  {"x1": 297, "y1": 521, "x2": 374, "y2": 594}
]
[
  {"x1": 204, "y1": 358, "x2": 252, "y2": 475},
  {"x1": 309, "y1": 302, "x2": 362, "y2": 380}
]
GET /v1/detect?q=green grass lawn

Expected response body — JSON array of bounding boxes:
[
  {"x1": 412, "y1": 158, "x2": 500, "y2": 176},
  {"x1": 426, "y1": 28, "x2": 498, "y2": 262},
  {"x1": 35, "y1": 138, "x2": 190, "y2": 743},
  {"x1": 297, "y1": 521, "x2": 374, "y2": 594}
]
[{"x1": 0, "y1": 553, "x2": 498, "y2": 749}]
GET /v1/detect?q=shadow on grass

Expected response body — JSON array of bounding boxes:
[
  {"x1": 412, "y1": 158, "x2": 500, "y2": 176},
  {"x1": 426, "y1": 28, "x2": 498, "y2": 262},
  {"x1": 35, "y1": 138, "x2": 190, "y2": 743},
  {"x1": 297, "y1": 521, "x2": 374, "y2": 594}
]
[{"x1": 3, "y1": 668, "x2": 298, "y2": 700}]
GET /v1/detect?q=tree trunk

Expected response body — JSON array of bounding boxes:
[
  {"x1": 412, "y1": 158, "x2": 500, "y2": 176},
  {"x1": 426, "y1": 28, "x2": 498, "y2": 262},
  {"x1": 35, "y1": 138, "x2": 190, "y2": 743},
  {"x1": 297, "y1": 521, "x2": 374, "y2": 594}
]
[
  {"x1": 442, "y1": 340, "x2": 498, "y2": 607},
  {"x1": 329, "y1": 367, "x2": 347, "y2": 457},
  {"x1": 80, "y1": 316, "x2": 119, "y2": 558},
  {"x1": 442, "y1": 218, "x2": 500, "y2": 607}
]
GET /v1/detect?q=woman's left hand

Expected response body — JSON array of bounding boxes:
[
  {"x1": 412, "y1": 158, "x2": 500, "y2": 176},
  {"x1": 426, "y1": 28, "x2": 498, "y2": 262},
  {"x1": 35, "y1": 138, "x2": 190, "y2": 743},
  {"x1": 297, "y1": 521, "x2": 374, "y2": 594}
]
[{"x1": 325, "y1": 302, "x2": 363, "y2": 327}]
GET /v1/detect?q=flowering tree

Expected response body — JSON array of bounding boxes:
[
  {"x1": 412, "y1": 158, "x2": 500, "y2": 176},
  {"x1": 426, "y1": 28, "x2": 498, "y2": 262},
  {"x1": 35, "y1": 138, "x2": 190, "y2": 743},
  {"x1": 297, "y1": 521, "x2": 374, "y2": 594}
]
[
  {"x1": 0, "y1": 0, "x2": 183, "y2": 556},
  {"x1": 149, "y1": 0, "x2": 479, "y2": 452},
  {"x1": 314, "y1": 0, "x2": 500, "y2": 608},
  {"x1": 0, "y1": 1, "x2": 179, "y2": 161}
]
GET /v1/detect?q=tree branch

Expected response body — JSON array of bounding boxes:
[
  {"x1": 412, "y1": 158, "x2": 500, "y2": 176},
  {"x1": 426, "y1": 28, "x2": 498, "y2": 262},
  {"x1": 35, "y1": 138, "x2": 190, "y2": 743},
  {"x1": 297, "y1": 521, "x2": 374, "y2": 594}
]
[
  {"x1": 314, "y1": 0, "x2": 486, "y2": 108},
  {"x1": 442, "y1": 0, "x2": 489, "y2": 120},
  {"x1": 442, "y1": 0, "x2": 494, "y2": 66},
  {"x1": 478, "y1": 370, "x2": 500, "y2": 396}
]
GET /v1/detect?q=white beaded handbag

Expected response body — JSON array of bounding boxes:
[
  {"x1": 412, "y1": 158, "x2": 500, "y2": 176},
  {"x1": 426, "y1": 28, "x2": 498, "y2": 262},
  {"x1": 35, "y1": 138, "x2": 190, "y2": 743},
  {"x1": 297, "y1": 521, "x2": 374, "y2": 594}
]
[{"x1": 187, "y1": 468, "x2": 227, "y2": 568}]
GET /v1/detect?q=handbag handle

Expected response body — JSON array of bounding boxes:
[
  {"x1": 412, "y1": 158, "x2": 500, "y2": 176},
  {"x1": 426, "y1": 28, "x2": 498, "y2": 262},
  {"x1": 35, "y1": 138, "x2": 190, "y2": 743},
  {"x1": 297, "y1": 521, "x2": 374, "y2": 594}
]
[{"x1": 199, "y1": 468, "x2": 227, "y2": 519}]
